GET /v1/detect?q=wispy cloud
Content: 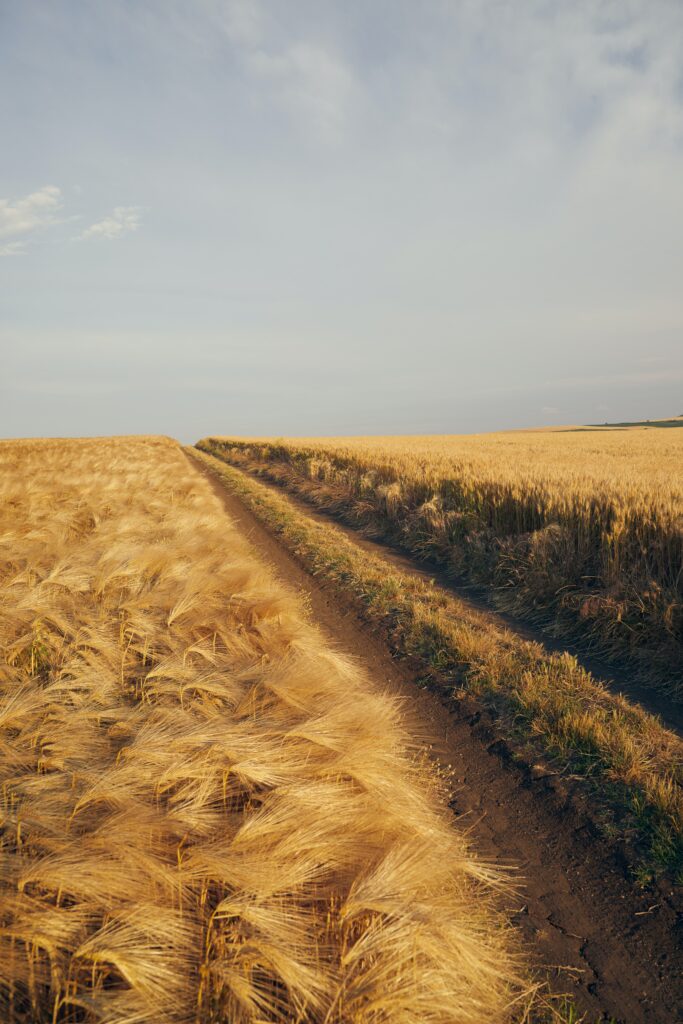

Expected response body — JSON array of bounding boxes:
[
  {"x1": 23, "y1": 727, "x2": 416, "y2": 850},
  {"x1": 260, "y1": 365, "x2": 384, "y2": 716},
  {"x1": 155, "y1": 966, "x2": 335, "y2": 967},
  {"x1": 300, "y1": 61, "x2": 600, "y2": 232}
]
[
  {"x1": 2, "y1": 2, "x2": 682, "y2": 435},
  {"x1": 0, "y1": 186, "x2": 63, "y2": 253},
  {"x1": 247, "y1": 43, "x2": 356, "y2": 144},
  {"x1": 0, "y1": 241, "x2": 27, "y2": 257},
  {"x1": 80, "y1": 206, "x2": 142, "y2": 240},
  {"x1": 208, "y1": 0, "x2": 356, "y2": 144},
  {"x1": 219, "y1": 0, "x2": 265, "y2": 47}
]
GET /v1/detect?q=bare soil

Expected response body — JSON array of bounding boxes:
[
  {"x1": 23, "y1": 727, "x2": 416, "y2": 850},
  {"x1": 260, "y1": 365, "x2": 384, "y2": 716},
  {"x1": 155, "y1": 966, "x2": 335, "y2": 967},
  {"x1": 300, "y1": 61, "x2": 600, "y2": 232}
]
[
  {"x1": 220, "y1": 456, "x2": 683, "y2": 734},
  {"x1": 191, "y1": 454, "x2": 683, "y2": 1024}
]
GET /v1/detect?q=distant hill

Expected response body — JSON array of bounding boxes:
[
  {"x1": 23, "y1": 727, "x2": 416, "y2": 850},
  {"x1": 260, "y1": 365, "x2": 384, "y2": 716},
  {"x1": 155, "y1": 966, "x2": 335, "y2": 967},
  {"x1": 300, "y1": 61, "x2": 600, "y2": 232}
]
[
  {"x1": 582, "y1": 416, "x2": 683, "y2": 431},
  {"x1": 513, "y1": 416, "x2": 683, "y2": 434}
]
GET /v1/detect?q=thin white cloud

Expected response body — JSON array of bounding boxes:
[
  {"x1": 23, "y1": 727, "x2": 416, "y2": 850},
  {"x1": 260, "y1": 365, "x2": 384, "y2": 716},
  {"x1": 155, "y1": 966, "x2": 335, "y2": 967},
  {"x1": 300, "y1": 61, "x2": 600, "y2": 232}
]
[
  {"x1": 0, "y1": 241, "x2": 27, "y2": 257},
  {"x1": 206, "y1": 1, "x2": 356, "y2": 144},
  {"x1": 0, "y1": 186, "x2": 63, "y2": 249},
  {"x1": 2, "y1": 2, "x2": 683, "y2": 435},
  {"x1": 247, "y1": 42, "x2": 356, "y2": 143},
  {"x1": 80, "y1": 206, "x2": 143, "y2": 240},
  {"x1": 219, "y1": 0, "x2": 264, "y2": 47}
]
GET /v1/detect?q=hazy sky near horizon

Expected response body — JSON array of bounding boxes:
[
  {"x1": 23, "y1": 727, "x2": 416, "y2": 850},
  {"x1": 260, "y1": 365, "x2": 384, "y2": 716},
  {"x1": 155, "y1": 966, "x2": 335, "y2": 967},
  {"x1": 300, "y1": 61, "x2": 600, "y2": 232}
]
[{"x1": 2, "y1": 0, "x2": 683, "y2": 441}]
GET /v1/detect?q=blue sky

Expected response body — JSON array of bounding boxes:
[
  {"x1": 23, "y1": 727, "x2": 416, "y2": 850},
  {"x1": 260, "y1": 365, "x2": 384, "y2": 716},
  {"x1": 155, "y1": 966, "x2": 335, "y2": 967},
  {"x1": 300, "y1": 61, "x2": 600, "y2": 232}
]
[{"x1": 2, "y1": 0, "x2": 682, "y2": 440}]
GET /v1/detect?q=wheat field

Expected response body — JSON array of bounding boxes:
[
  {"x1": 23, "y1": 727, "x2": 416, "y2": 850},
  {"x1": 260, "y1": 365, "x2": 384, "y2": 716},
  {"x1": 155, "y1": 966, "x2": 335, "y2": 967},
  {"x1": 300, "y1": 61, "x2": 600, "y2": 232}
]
[
  {"x1": 200, "y1": 425, "x2": 683, "y2": 687},
  {"x1": 0, "y1": 437, "x2": 525, "y2": 1024}
]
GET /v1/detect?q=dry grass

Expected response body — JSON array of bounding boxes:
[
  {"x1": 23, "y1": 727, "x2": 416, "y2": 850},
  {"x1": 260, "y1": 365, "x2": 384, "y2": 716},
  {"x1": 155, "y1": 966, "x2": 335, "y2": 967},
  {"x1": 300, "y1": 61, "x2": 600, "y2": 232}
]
[
  {"x1": 198, "y1": 427, "x2": 683, "y2": 690},
  {"x1": 0, "y1": 437, "x2": 526, "y2": 1023}
]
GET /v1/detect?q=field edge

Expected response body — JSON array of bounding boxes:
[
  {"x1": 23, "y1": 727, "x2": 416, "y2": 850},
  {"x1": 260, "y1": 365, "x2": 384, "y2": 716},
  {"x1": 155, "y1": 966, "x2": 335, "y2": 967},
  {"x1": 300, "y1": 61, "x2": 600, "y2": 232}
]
[{"x1": 189, "y1": 444, "x2": 683, "y2": 885}]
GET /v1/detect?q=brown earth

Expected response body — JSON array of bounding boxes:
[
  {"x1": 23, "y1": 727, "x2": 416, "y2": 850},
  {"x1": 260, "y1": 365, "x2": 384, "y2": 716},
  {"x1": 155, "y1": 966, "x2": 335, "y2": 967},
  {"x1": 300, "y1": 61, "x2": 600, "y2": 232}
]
[
  {"x1": 208, "y1": 453, "x2": 683, "y2": 734},
  {"x1": 190, "y1": 452, "x2": 683, "y2": 1024}
]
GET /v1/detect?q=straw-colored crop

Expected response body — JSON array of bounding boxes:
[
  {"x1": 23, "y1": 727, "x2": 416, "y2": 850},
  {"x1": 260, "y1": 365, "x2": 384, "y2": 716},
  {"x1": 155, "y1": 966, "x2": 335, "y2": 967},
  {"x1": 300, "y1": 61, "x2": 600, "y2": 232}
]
[
  {"x1": 191, "y1": 446, "x2": 683, "y2": 881},
  {"x1": 198, "y1": 425, "x2": 683, "y2": 689},
  {"x1": 0, "y1": 437, "x2": 525, "y2": 1023}
]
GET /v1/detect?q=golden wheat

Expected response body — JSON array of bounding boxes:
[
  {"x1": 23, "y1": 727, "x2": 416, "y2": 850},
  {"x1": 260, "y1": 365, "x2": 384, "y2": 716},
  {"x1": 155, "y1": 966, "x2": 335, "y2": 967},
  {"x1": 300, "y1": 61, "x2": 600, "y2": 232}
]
[
  {"x1": 200, "y1": 426, "x2": 683, "y2": 685},
  {"x1": 192, "y1": 446, "x2": 683, "y2": 879},
  {"x1": 0, "y1": 437, "x2": 525, "y2": 1023}
]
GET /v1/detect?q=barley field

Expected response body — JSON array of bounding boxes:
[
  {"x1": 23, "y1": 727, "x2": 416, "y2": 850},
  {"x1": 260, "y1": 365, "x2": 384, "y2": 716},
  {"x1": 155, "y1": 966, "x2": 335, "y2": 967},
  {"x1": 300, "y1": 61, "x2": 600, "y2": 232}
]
[
  {"x1": 0, "y1": 437, "x2": 524, "y2": 1024},
  {"x1": 199, "y1": 424, "x2": 683, "y2": 689}
]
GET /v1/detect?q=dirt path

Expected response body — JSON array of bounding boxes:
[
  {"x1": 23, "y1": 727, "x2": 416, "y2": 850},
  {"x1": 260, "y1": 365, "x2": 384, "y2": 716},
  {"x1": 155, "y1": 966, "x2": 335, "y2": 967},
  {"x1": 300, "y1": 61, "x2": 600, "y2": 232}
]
[
  {"x1": 191, "y1": 454, "x2": 683, "y2": 1024},
  {"x1": 214, "y1": 458, "x2": 683, "y2": 734}
]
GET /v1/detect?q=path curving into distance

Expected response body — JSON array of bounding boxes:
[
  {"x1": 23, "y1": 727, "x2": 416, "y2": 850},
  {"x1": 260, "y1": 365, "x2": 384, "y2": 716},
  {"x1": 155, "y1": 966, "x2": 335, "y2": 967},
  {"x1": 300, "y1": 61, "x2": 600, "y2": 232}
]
[
  {"x1": 198, "y1": 450, "x2": 683, "y2": 736},
  {"x1": 189, "y1": 450, "x2": 683, "y2": 1024}
]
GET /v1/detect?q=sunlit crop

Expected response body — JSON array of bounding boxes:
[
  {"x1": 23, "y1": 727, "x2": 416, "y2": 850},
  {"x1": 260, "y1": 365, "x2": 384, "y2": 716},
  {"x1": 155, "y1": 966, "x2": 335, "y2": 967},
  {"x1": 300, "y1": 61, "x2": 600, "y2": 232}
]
[
  {"x1": 0, "y1": 437, "x2": 524, "y2": 1023},
  {"x1": 200, "y1": 425, "x2": 683, "y2": 687}
]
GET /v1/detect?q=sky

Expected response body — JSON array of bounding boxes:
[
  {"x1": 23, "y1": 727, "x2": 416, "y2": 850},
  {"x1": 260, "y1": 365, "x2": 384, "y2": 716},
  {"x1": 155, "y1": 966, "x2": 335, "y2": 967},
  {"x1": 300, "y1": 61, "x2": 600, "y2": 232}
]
[{"x1": 1, "y1": 0, "x2": 683, "y2": 441}]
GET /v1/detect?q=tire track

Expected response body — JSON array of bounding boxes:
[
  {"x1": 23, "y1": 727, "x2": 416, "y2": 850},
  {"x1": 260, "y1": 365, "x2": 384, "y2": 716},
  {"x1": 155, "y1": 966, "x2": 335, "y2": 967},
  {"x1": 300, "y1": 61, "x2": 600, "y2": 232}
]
[{"x1": 189, "y1": 451, "x2": 683, "y2": 1024}]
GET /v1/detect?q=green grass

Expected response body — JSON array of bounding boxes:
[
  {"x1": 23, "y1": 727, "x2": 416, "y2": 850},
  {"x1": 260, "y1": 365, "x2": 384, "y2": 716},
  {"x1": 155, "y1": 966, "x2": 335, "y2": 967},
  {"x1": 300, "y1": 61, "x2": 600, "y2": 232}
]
[
  {"x1": 197, "y1": 435, "x2": 683, "y2": 693},
  {"x1": 532, "y1": 997, "x2": 617, "y2": 1024},
  {"x1": 190, "y1": 446, "x2": 683, "y2": 882}
]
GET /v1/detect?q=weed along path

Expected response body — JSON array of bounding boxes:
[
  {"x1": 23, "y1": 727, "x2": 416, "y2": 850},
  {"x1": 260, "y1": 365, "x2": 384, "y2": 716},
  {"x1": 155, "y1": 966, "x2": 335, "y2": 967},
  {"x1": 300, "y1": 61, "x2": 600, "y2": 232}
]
[
  {"x1": 188, "y1": 449, "x2": 683, "y2": 1024},
  {"x1": 198, "y1": 448, "x2": 683, "y2": 736},
  {"x1": 282, "y1": 509, "x2": 683, "y2": 737}
]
